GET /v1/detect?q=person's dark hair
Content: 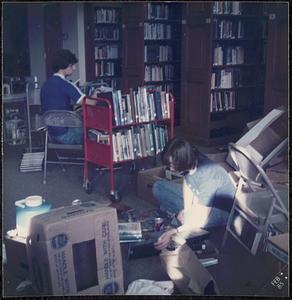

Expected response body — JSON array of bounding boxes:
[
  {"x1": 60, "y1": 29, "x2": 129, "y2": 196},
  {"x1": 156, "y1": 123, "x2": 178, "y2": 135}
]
[
  {"x1": 161, "y1": 137, "x2": 199, "y2": 172},
  {"x1": 51, "y1": 49, "x2": 78, "y2": 73}
]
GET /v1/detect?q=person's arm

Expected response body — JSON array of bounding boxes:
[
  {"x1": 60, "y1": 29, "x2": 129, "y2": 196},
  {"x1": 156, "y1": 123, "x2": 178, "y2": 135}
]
[
  {"x1": 154, "y1": 179, "x2": 211, "y2": 250},
  {"x1": 64, "y1": 79, "x2": 86, "y2": 106},
  {"x1": 176, "y1": 180, "x2": 212, "y2": 239}
]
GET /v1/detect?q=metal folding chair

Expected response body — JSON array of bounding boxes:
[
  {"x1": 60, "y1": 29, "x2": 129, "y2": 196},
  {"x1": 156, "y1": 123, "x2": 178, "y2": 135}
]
[
  {"x1": 42, "y1": 110, "x2": 84, "y2": 184},
  {"x1": 222, "y1": 143, "x2": 288, "y2": 255}
]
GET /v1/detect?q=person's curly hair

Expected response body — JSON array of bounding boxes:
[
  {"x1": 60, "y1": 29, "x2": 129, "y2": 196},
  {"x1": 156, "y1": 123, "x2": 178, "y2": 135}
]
[{"x1": 52, "y1": 49, "x2": 78, "y2": 73}]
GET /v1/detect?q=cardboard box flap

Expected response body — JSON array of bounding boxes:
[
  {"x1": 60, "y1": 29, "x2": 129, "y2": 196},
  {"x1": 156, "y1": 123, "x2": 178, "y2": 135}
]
[{"x1": 29, "y1": 203, "x2": 115, "y2": 241}]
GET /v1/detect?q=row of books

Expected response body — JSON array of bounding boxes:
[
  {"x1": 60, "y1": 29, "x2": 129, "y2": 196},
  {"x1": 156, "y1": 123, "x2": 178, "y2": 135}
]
[
  {"x1": 94, "y1": 8, "x2": 120, "y2": 24},
  {"x1": 112, "y1": 124, "x2": 169, "y2": 161},
  {"x1": 94, "y1": 45, "x2": 119, "y2": 60},
  {"x1": 145, "y1": 3, "x2": 169, "y2": 20},
  {"x1": 88, "y1": 124, "x2": 169, "y2": 161},
  {"x1": 213, "y1": 1, "x2": 242, "y2": 15},
  {"x1": 99, "y1": 87, "x2": 171, "y2": 126},
  {"x1": 144, "y1": 23, "x2": 172, "y2": 40},
  {"x1": 144, "y1": 45, "x2": 173, "y2": 62},
  {"x1": 210, "y1": 91, "x2": 236, "y2": 112},
  {"x1": 213, "y1": 19, "x2": 244, "y2": 39},
  {"x1": 211, "y1": 69, "x2": 241, "y2": 89},
  {"x1": 144, "y1": 83, "x2": 174, "y2": 93},
  {"x1": 213, "y1": 46, "x2": 244, "y2": 65},
  {"x1": 95, "y1": 78, "x2": 119, "y2": 90},
  {"x1": 95, "y1": 61, "x2": 117, "y2": 77},
  {"x1": 144, "y1": 65, "x2": 174, "y2": 82},
  {"x1": 94, "y1": 27, "x2": 120, "y2": 41}
]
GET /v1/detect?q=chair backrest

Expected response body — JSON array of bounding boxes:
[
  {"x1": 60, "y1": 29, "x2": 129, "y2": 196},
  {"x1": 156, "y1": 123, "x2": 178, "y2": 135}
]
[
  {"x1": 229, "y1": 142, "x2": 288, "y2": 217},
  {"x1": 43, "y1": 110, "x2": 83, "y2": 128},
  {"x1": 229, "y1": 142, "x2": 264, "y2": 188}
]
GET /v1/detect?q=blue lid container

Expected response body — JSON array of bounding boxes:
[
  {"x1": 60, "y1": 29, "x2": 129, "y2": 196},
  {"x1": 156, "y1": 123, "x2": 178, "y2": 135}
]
[{"x1": 15, "y1": 195, "x2": 51, "y2": 237}]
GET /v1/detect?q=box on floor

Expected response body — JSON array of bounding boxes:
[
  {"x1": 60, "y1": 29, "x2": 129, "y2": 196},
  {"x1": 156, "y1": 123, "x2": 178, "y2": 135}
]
[
  {"x1": 137, "y1": 166, "x2": 183, "y2": 206},
  {"x1": 4, "y1": 234, "x2": 29, "y2": 281},
  {"x1": 26, "y1": 202, "x2": 124, "y2": 296}
]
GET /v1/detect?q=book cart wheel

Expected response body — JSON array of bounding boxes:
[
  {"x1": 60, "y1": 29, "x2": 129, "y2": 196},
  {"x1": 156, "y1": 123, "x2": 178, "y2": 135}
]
[
  {"x1": 110, "y1": 190, "x2": 121, "y2": 203},
  {"x1": 83, "y1": 179, "x2": 92, "y2": 194}
]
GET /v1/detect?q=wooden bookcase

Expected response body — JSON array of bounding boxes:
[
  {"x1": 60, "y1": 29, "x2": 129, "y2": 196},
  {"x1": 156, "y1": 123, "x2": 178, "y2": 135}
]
[
  {"x1": 84, "y1": 2, "x2": 287, "y2": 146},
  {"x1": 120, "y1": 2, "x2": 182, "y2": 125},
  {"x1": 84, "y1": 3, "x2": 123, "y2": 89},
  {"x1": 143, "y1": 3, "x2": 182, "y2": 125},
  {"x1": 82, "y1": 88, "x2": 174, "y2": 200},
  {"x1": 177, "y1": 2, "x2": 268, "y2": 146}
]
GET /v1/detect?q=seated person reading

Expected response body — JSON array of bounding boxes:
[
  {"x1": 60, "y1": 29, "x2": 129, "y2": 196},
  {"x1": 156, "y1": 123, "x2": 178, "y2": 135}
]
[
  {"x1": 154, "y1": 137, "x2": 236, "y2": 249},
  {"x1": 41, "y1": 49, "x2": 97, "y2": 144}
]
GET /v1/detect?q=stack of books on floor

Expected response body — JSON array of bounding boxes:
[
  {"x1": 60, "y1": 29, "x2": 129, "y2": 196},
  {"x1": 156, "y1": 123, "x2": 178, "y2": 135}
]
[
  {"x1": 19, "y1": 152, "x2": 44, "y2": 172},
  {"x1": 118, "y1": 222, "x2": 143, "y2": 243}
]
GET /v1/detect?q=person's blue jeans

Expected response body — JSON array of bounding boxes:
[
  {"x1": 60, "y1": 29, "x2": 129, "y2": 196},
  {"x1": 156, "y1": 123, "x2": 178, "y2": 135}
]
[
  {"x1": 52, "y1": 127, "x2": 84, "y2": 145},
  {"x1": 153, "y1": 180, "x2": 183, "y2": 214}
]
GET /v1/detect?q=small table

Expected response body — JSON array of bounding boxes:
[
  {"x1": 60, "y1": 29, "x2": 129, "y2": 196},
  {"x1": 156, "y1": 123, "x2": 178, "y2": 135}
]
[{"x1": 3, "y1": 93, "x2": 27, "y2": 145}]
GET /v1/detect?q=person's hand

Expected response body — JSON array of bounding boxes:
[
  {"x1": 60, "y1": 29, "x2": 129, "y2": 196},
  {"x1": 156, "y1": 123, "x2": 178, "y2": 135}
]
[
  {"x1": 91, "y1": 88, "x2": 101, "y2": 98},
  {"x1": 154, "y1": 228, "x2": 177, "y2": 251},
  {"x1": 85, "y1": 98, "x2": 97, "y2": 106},
  {"x1": 177, "y1": 210, "x2": 184, "y2": 224}
]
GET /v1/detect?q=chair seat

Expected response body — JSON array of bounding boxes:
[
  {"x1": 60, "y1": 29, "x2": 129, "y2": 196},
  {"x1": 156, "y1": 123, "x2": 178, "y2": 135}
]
[
  {"x1": 48, "y1": 143, "x2": 83, "y2": 151},
  {"x1": 235, "y1": 186, "x2": 288, "y2": 226}
]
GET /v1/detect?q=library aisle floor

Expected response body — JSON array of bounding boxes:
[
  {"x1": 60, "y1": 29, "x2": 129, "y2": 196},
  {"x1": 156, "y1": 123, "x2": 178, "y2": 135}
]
[{"x1": 2, "y1": 144, "x2": 288, "y2": 297}]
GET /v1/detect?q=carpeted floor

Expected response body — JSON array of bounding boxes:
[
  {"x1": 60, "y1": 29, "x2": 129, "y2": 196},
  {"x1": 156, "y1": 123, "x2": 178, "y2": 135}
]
[{"x1": 2, "y1": 144, "x2": 288, "y2": 297}]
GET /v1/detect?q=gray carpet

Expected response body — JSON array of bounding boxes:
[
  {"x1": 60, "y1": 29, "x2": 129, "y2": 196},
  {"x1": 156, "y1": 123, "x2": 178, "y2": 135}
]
[{"x1": 2, "y1": 144, "x2": 288, "y2": 297}]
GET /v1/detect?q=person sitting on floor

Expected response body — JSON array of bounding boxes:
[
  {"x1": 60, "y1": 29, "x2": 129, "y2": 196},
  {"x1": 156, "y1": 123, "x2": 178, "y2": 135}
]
[
  {"x1": 154, "y1": 136, "x2": 236, "y2": 247},
  {"x1": 41, "y1": 49, "x2": 97, "y2": 145}
]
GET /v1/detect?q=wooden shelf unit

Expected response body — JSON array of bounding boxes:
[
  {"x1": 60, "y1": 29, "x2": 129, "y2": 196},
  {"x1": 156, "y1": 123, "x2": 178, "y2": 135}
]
[{"x1": 178, "y1": 2, "x2": 268, "y2": 146}]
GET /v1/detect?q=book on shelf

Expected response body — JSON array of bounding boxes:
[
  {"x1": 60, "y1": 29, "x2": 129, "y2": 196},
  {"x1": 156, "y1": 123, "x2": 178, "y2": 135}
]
[
  {"x1": 111, "y1": 124, "x2": 169, "y2": 162},
  {"x1": 210, "y1": 91, "x2": 236, "y2": 112},
  {"x1": 94, "y1": 44, "x2": 119, "y2": 60},
  {"x1": 88, "y1": 129, "x2": 110, "y2": 144},
  {"x1": 94, "y1": 8, "x2": 120, "y2": 24},
  {"x1": 214, "y1": 46, "x2": 244, "y2": 66},
  {"x1": 213, "y1": 1, "x2": 242, "y2": 15},
  {"x1": 144, "y1": 23, "x2": 172, "y2": 40},
  {"x1": 94, "y1": 27, "x2": 120, "y2": 41},
  {"x1": 146, "y1": 3, "x2": 169, "y2": 20},
  {"x1": 211, "y1": 69, "x2": 241, "y2": 89},
  {"x1": 213, "y1": 19, "x2": 244, "y2": 39}
]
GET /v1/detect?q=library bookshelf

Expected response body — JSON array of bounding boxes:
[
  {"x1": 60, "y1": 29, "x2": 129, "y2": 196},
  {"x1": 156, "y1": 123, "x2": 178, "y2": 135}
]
[
  {"x1": 85, "y1": 4, "x2": 123, "y2": 90},
  {"x1": 82, "y1": 88, "x2": 174, "y2": 201},
  {"x1": 179, "y1": 2, "x2": 268, "y2": 146},
  {"x1": 143, "y1": 2, "x2": 182, "y2": 125}
]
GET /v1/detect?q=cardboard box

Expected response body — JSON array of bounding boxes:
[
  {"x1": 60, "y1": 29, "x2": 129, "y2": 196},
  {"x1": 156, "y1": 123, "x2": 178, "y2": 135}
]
[
  {"x1": 137, "y1": 166, "x2": 183, "y2": 206},
  {"x1": 5, "y1": 234, "x2": 29, "y2": 280},
  {"x1": 26, "y1": 202, "x2": 124, "y2": 296},
  {"x1": 266, "y1": 233, "x2": 288, "y2": 264}
]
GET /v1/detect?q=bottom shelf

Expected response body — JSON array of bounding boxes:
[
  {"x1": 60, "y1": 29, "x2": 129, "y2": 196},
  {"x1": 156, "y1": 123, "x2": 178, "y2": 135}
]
[{"x1": 209, "y1": 127, "x2": 241, "y2": 139}]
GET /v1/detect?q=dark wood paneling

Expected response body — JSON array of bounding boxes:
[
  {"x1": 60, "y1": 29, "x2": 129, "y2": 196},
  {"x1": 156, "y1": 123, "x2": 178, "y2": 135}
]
[
  {"x1": 44, "y1": 3, "x2": 62, "y2": 78},
  {"x1": 84, "y1": 3, "x2": 95, "y2": 82},
  {"x1": 121, "y1": 3, "x2": 144, "y2": 93},
  {"x1": 180, "y1": 3, "x2": 212, "y2": 141},
  {"x1": 264, "y1": 6, "x2": 288, "y2": 113}
]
